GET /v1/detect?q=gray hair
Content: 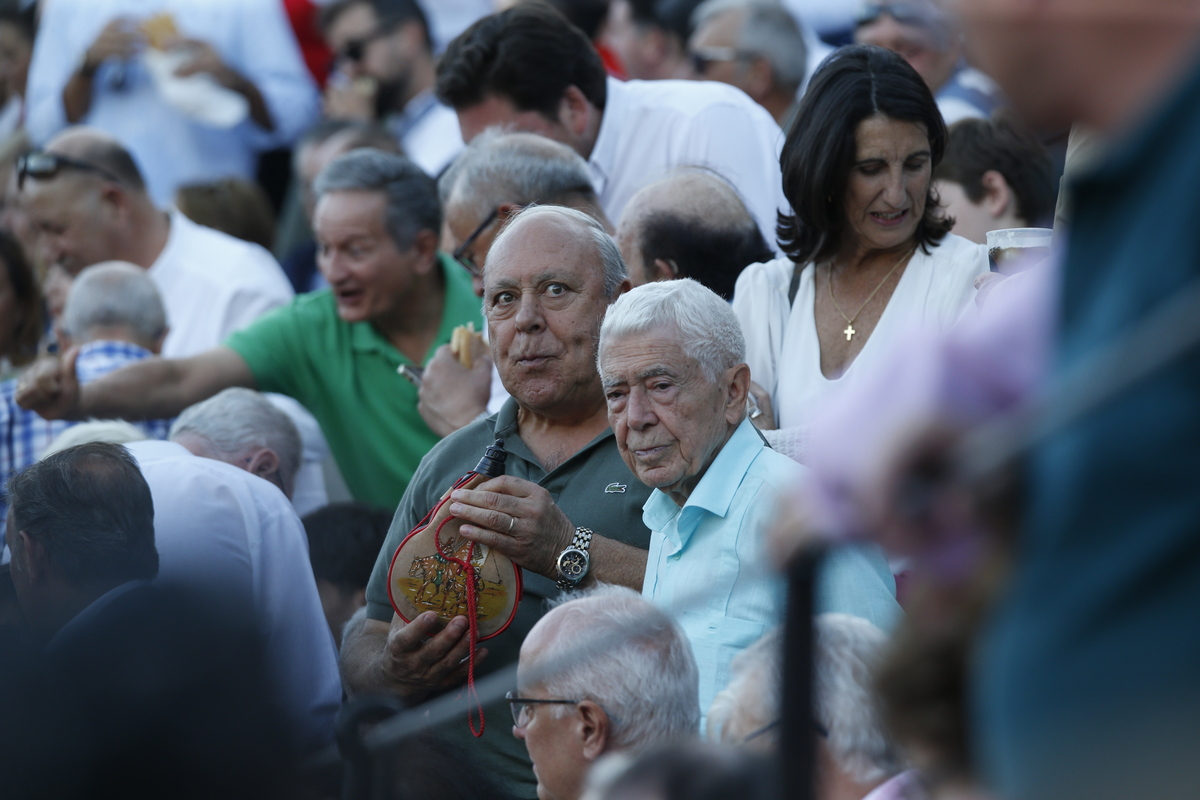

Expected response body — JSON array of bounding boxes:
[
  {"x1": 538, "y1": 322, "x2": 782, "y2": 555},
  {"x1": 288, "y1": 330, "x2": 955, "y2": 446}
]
[
  {"x1": 312, "y1": 148, "x2": 441, "y2": 251},
  {"x1": 60, "y1": 261, "x2": 167, "y2": 346},
  {"x1": 41, "y1": 419, "x2": 147, "y2": 458},
  {"x1": 693, "y1": 0, "x2": 808, "y2": 90},
  {"x1": 534, "y1": 584, "x2": 699, "y2": 753},
  {"x1": 490, "y1": 205, "x2": 627, "y2": 299},
  {"x1": 598, "y1": 279, "x2": 745, "y2": 383},
  {"x1": 169, "y1": 388, "x2": 302, "y2": 492},
  {"x1": 706, "y1": 628, "x2": 781, "y2": 745},
  {"x1": 814, "y1": 613, "x2": 905, "y2": 784},
  {"x1": 439, "y1": 128, "x2": 599, "y2": 222}
]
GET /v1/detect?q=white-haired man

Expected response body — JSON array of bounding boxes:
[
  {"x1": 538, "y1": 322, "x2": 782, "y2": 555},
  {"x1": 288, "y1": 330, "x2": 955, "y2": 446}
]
[
  {"x1": 512, "y1": 584, "x2": 699, "y2": 800},
  {"x1": 597, "y1": 279, "x2": 901, "y2": 719},
  {"x1": 0, "y1": 261, "x2": 172, "y2": 531},
  {"x1": 169, "y1": 387, "x2": 303, "y2": 502}
]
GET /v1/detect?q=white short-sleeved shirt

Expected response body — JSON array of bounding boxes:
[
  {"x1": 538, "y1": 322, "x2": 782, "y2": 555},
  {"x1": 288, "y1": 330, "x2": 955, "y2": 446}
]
[
  {"x1": 151, "y1": 209, "x2": 294, "y2": 357},
  {"x1": 588, "y1": 77, "x2": 788, "y2": 250},
  {"x1": 733, "y1": 234, "x2": 985, "y2": 460},
  {"x1": 25, "y1": 0, "x2": 319, "y2": 205},
  {"x1": 126, "y1": 439, "x2": 341, "y2": 755}
]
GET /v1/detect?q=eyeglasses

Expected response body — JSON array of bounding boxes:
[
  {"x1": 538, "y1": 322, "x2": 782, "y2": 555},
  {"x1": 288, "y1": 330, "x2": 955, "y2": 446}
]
[
  {"x1": 338, "y1": 19, "x2": 401, "y2": 63},
  {"x1": 855, "y1": 2, "x2": 941, "y2": 28},
  {"x1": 452, "y1": 207, "x2": 499, "y2": 278},
  {"x1": 740, "y1": 718, "x2": 828, "y2": 744},
  {"x1": 506, "y1": 691, "x2": 580, "y2": 728},
  {"x1": 690, "y1": 46, "x2": 751, "y2": 75},
  {"x1": 16, "y1": 152, "x2": 124, "y2": 190}
]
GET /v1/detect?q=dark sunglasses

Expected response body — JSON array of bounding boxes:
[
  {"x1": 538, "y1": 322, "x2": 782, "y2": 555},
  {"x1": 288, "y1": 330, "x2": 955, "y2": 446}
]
[
  {"x1": 855, "y1": 2, "x2": 939, "y2": 28},
  {"x1": 452, "y1": 207, "x2": 499, "y2": 278},
  {"x1": 338, "y1": 19, "x2": 401, "y2": 63},
  {"x1": 16, "y1": 152, "x2": 123, "y2": 190}
]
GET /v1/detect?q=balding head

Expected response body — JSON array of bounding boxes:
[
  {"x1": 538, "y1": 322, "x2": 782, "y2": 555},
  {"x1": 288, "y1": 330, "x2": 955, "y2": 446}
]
[
  {"x1": 44, "y1": 128, "x2": 147, "y2": 193},
  {"x1": 442, "y1": 130, "x2": 609, "y2": 295},
  {"x1": 483, "y1": 206, "x2": 629, "y2": 417},
  {"x1": 21, "y1": 128, "x2": 160, "y2": 277},
  {"x1": 617, "y1": 169, "x2": 771, "y2": 298}
]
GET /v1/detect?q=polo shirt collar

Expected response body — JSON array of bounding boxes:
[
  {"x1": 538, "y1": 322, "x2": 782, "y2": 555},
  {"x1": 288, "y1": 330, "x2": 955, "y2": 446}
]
[
  {"x1": 587, "y1": 77, "x2": 626, "y2": 198},
  {"x1": 493, "y1": 396, "x2": 616, "y2": 475},
  {"x1": 643, "y1": 418, "x2": 764, "y2": 537},
  {"x1": 350, "y1": 252, "x2": 472, "y2": 361}
]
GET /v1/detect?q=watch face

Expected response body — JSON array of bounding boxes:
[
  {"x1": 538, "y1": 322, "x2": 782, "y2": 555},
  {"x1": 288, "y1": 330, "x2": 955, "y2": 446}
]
[{"x1": 558, "y1": 549, "x2": 588, "y2": 582}]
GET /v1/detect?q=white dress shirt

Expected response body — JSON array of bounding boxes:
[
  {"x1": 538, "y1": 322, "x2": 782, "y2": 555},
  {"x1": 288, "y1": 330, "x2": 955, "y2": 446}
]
[
  {"x1": 732, "y1": 234, "x2": 985, "y2": 462},
  {"x1": 150, "y1": 209, "x2": 294, "y2": 357},
  {"x1": 588, "y1": 77, "x2": 788, "y2": 251},
  {"x1": 389, "y1": 89, "x2": 463, "y2": 177},
  {"x1": 126, "y1": 439, "x2": 341, "y2": 755},
  {"x1": 26, "y1": 0, "x2": 319, "y2": 205}
]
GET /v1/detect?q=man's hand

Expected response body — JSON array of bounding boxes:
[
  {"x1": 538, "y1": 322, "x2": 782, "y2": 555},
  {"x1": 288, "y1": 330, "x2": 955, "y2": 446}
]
[
  {"x1": 167, "y1": 37, "x2": 275, "y2": 131},
  {"x1": 417, "y1": 342, "x2": 493, "y2": 438},
  {"x1": 450, "y1": 476, "x2": 575, "y2": 579},
  {"x1": 322, "y1": 76, "x2": 376, "y2": 121},
  {"x1": 15, "y1": 347, "x2": 83, "y2": 421},
  {"x1": 82, "y1": 18, "x2": 142, "y2": 74},
  {"x1": 380, "y1": 611, "x2": 488, "y2": 702}
]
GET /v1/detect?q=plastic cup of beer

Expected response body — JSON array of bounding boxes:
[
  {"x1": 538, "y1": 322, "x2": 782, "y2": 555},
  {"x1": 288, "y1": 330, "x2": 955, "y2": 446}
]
[{"x1": 986, "y1": 227, "x2": 1053, "y2": 273}]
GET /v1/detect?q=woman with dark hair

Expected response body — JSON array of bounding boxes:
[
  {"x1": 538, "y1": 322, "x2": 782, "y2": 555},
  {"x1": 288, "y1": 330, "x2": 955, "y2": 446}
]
[
  {"x1": 0, "y1": 227, "x2": 41, "y2": 377},
  {"x1": 733, "y1": 45, "x2": 984, "y2": 457}
]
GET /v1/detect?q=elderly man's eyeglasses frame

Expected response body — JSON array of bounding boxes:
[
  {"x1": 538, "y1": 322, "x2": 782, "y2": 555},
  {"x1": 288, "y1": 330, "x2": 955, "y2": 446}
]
[
  {"x1": 16, "y1": 152, "x2": 124, "y2": 190},
  {"x1": 854, "y1": 2, "x2": 941, "y2": 28},
  {"x1": 689, "y1": 46, "x2": 753, "y2": 75},
  {"x1": 506, "y1": 691, "x2": 580, "y2": 728},
  {"x1": 452, "y1": 207, "x2": 500, "y2": 279}
]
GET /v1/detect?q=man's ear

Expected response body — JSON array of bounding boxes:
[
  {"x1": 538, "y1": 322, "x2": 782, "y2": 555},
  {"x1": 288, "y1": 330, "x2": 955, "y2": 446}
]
[
  {"x1": 246, "y1": 448, "x2": 282, "y2": 489},
  {"x1": 409, "y1": 228, "x2": 441, "y2": 276},
  {"x1": 577, "y1": 700, "x2": 611, "y2": 761},
  {"x1": 150, "y1": 326, "x2": 169, "y2": 355},
  {"x1": 497, "y1": 202, "x2": 522, "y2": 225},
  {"x1": 650, "y1": 258, "x2": 678, "y2": 283},
  {"x1": 54, "y1": 325, "x2": 73, "y2": 352},
  {"x1": 744, "y1": 56, "x2": 774, "y2": 100},
  {"x1": 980, "y1": 169, "x2": 1013, "y2": 219},
  {"x1": 558, "y1": 85, "x2": 596, "y2": 140},
  {"x1": 13, "y1": 530, "x2": 47, "y2": 584},
  {"x1": 725, "y1": 363, "x2": 751, "y2": 424}
]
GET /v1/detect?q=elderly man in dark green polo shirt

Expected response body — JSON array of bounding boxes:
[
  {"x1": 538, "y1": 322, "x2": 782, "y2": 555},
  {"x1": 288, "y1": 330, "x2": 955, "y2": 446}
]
[
  {"x1": 341, "y1": 205, "x2": 653, "y2": 799},
  {"x1": 15, "y1": 149, "x2": 482, "y2": 510}
]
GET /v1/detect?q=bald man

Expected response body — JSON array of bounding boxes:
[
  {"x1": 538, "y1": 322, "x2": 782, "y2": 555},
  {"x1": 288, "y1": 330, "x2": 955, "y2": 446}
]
[
  {"x1": 19, "y1": 127, "x2": 292, "y2": 356},
  {"x1": 616, "y1": 168, "x2": 773, "y2": 300}
]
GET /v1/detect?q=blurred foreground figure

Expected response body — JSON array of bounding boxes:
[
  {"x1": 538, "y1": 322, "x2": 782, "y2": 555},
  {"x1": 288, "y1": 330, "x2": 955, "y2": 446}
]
[
  {"x1": 302, "y1": 501, "x2": 391, "y2": 647},
  {"x1": 513, "y1": 585, "x2": 699, "y2": 800},
  {"x1": 946, "y1": 1, "x2": 1200, "y2": 798},
  {"x1": 1, "y1": 443, "x2": 294, "y2": 799}
]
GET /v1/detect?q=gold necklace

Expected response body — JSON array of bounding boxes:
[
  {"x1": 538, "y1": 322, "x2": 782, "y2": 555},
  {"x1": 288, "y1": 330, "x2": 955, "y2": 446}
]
[{"x1": 826, "y1": 246, "x2": 916, "y2": 341}]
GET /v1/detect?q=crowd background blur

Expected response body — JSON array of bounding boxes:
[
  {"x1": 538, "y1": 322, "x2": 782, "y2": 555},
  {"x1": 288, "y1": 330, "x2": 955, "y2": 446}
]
[{"x1": 3, "y1": 1, "x2": 1198, "y2": 800}]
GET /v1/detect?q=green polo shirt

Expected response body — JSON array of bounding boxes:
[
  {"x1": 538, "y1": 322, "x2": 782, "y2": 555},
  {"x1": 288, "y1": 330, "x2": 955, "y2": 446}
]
[
  {"x1": 225, "y1": 254, "x2": 482, "y2": 510},
  {"x1": 365, "y1": 397, "x2": 653, "y2": 800}
]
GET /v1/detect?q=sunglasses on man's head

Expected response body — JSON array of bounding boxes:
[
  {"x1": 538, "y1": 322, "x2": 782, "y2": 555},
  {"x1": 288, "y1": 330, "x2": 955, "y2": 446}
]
[
  {"x1": 16, "y1": 152, "x2": 124, "y2": 190},
  {"x1": 855, "y1": 2, "x2": 939, "y2": 28}
]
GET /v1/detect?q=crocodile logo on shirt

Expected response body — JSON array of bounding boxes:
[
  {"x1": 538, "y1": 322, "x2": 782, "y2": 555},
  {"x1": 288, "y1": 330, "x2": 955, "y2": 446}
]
[{"x1": 605, "y1": 482, "x2": 627, "y2": 494}]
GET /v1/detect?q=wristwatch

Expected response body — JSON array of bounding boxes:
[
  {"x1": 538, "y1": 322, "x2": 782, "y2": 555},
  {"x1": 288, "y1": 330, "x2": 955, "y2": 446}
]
[{"x1": 555, "y1": 527, "x2": 593, "y2": 591}]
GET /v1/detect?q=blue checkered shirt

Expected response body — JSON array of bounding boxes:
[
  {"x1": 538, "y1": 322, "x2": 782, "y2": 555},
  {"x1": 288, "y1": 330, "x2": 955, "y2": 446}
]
[{"x1": 1, "y1": 341, "x2": 173, "y2": 523}]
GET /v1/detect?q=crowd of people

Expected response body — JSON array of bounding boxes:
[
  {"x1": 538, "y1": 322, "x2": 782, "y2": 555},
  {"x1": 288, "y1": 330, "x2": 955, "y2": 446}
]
[{"x1": 1, "y1": 1, "x2": 1197, "y2": 800}]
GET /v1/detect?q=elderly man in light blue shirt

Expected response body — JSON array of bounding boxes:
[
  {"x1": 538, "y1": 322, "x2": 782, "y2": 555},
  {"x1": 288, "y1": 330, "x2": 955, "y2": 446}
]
[{"x1": 598, "y1": 278, "x2": 901, "y2": 718}]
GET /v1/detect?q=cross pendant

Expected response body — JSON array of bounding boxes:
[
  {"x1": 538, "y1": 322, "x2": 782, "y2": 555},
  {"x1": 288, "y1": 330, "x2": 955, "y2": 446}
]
[{"x1": 843, "y1": 323, "x2": 855, "y2": 341}]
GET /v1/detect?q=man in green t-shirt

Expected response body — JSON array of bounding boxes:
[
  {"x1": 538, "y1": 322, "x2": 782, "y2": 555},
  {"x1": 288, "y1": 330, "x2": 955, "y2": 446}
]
[{"x1": 16, "y1": 149, "x2": 481, "y2": 509}]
